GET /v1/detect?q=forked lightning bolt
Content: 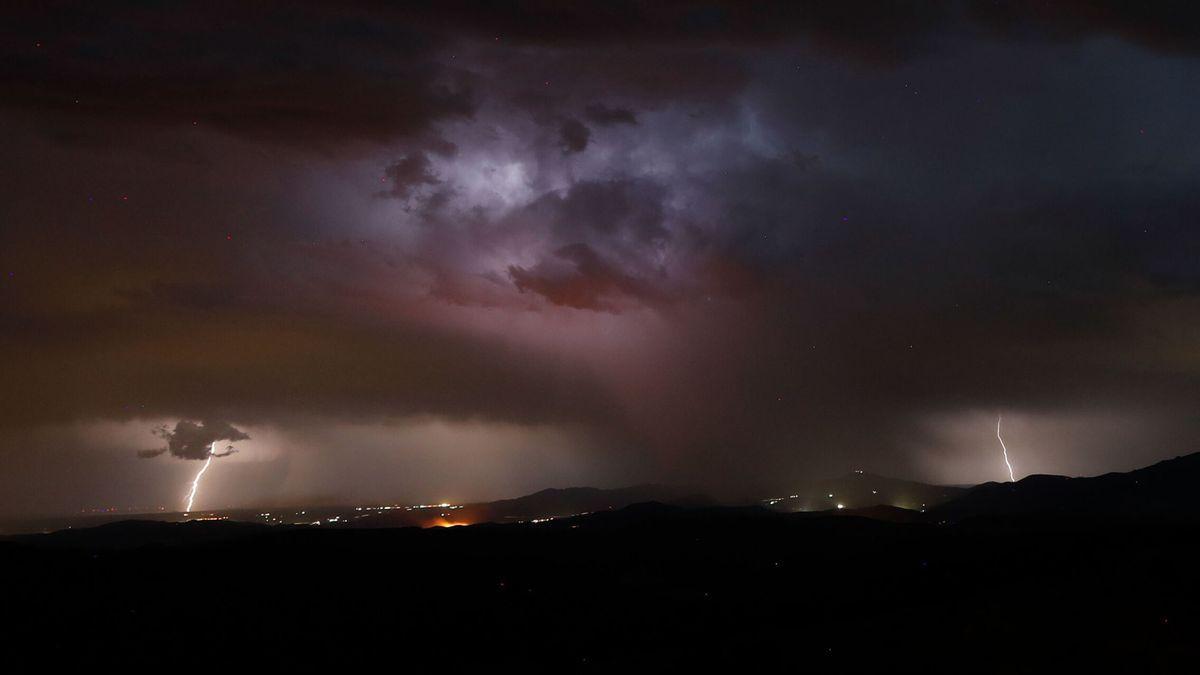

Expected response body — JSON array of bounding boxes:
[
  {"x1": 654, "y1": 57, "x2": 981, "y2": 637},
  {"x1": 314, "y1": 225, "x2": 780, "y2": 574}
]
[
  {"x1": 184, "y1": 442, "x2": 216, "y2": 513},
  {"x1": 996, "y1": 416, "x2": 1016, "y2": 482}
]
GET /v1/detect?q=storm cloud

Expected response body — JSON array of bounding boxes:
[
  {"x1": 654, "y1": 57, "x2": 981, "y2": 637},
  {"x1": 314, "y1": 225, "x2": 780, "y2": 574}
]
[
  {"x1": 2, "y1": 1, "x2": 1200, "y2": 515},
  {"x1": 143, "y1": 420, "x2": 251, "y2": 460}
]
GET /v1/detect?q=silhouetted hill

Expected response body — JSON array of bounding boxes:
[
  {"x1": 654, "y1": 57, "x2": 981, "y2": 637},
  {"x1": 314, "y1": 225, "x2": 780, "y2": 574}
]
[
  {"x1": 3, "y1": 493, "x2": 1197, "y2": 670},
  {"x1": 469, "y1": 484, "x2": 702, "y2": 520},
  {"x1": 820, "y1": 504, "x2": 928, "y2": 523},
  {"x1": 930, "y1": 451, "x2": 1200, "y2": 522},
  {"x1": 353, "y1": 483, "x2": 708, "y2": 528},
  {"x1": 12, "y1": 518, "x2": 272, "y2": 549},
  {"x1": 4, "y1": 449, "x2": 1200, "y2": 669},
  {"x1": 2, "y1": 452, "x2": 1198, "y2": 671}
]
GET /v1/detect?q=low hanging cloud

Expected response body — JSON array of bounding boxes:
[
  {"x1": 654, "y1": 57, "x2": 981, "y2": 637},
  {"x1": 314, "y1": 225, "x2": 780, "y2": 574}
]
[
  {"x1": 559, "y1": 118, "x2": 591, "y2": 153},
  {"x1": 140, "y1": 420, "x2": 251, "y2": 460},
  {"x1": 380, "y1": 152, "x2": 442, "y2": 200},
  {"x1": 584, "y1": 103, "x2": 638, "y2": 126}
]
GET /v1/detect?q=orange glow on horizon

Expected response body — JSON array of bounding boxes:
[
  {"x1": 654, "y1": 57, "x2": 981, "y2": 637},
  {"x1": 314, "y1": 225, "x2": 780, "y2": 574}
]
[{"x1": 426, "y1": 517, "x2": 470, "y2": 528}]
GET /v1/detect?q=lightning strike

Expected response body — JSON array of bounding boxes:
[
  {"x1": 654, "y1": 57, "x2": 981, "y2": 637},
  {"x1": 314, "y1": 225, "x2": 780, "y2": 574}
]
[
  {"x1": 996, "y1": 415, "x2": 1016, "y2": 482},
  {"x1": 184, "y1": 442, "x2": 217, "y2": 513}
]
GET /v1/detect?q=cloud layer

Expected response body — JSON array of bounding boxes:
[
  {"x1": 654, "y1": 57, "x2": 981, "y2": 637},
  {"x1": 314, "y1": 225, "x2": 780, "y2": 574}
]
[{"x1": 2, "y1": 1, "x2": 1200, "y2": 514}]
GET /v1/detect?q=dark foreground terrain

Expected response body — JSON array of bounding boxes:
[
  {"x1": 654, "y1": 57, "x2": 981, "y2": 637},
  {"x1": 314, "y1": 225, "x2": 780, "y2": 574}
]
[
  {"x1": 3, "y1": 502, "x2": 1198, "y2": 671},
  {"x1": 6, "y1": 455, "x2": 1200, "y2": 670}
]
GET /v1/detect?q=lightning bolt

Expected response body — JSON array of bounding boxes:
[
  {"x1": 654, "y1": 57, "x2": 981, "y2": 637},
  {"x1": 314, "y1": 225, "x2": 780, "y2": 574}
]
[
  {"x1": 184, "y1": 442, "x2": 216, "y2": 513},
  {"x1": 996, "y1": 415, "x2": 1016, "y2": 482}
]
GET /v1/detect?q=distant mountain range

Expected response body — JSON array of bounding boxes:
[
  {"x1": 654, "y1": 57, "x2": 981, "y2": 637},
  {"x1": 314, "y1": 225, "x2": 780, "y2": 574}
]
[
  {"x1": 457, "y1": 484, "x2": 712, "y2": 521},
  {"x1": 351, "y1": 484, "x2": 709, "y2": 528},
  {"x1": 6, "y1": 452, "x2": 1199, "y2": 539},
  {"x1": 444, "y1": 451, "x2": 1200, "y2": 526}
]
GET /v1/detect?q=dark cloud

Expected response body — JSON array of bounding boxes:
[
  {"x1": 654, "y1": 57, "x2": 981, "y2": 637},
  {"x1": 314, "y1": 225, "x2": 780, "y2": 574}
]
[
  {"x1": 482, "y1": 179, "x2": 678, "y2": 309},
  {"x1": 393, "y1": 1, "x2": 953, "y2": 60},
  {"x1": 2, "y1": 1, "x2": 474, "y2": 147},
  {"x1": 509, "y1": 243, "x2": 661, "y2": 311},
  {"x1": 584, "y1": 103, "x2": 638, "y2": 126},
  {"x1": 558, "y1": 118, "x2": 591, "y2": 153},
  {"x1": 546, "y1": 180, "x2": 670, "y2": 243},
  {"x1": 380, "y1": 153, "x2": 442, "y2": 200},
  {"x1": 427, "y1": 1, "x2": 1200, "y2": 58},
  {"x1": 968, "y1": 1, "x2": 1200, "y2": 55},
  {"x1": 8, "y1": 2, "x2": 1193, "y2": 153},
  {"x1": 146, "y1": 420, "x2": 250, "y2": 460},
  {"x1": 5, "y1": 2, "x2": 1199, "y2": 150}
]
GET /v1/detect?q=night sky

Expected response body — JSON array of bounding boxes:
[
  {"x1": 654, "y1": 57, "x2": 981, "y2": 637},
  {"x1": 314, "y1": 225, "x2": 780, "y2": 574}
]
[{"x1": 3, "y1": 1, "x2": 1199, "y2": 517}]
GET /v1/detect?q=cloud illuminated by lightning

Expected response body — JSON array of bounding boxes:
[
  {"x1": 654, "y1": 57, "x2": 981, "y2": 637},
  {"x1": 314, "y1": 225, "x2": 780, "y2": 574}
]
[
  {"x1": 184, "y1": 442, "x2": 216, "y2": 513},
  {"x1": 996, "y1": 415, "x2": 1016, "y2": 482}
]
